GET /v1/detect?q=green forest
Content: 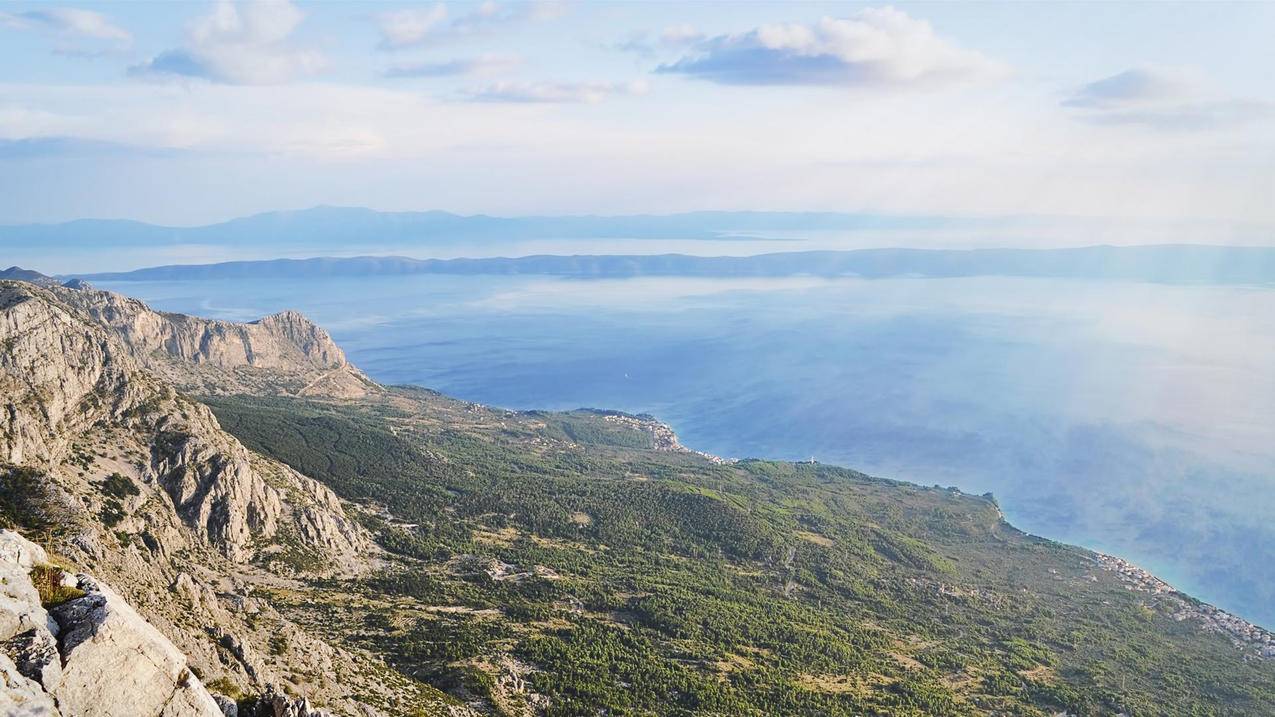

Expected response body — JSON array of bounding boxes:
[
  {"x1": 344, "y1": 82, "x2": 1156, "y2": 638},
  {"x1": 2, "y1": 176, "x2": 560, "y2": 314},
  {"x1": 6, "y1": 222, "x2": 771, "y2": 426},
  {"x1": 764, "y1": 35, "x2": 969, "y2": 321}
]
[{"x1": 204, "y1": 390, "x2": 1275, "y2": 716}]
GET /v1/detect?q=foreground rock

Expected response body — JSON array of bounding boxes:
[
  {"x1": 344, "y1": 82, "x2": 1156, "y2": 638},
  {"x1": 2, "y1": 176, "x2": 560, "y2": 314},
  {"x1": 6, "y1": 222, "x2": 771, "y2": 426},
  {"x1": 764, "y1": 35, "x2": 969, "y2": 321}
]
[{"x1": 0, "y1": 530, "x2": 223, "y2": 716}]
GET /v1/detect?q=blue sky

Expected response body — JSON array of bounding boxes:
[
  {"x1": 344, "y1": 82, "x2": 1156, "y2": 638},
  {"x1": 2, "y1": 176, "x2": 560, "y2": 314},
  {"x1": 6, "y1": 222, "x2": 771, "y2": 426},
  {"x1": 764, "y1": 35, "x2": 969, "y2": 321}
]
[{"x1": 1, "y1": 1, "x2": 1273, "y2": 235}]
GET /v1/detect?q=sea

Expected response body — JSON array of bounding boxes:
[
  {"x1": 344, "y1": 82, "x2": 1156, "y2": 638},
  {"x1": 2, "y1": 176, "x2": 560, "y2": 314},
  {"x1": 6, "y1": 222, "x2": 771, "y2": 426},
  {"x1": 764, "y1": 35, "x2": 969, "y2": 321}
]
[{"x1": 95, "y1": 272, "x2": 1275, "y2": 628}]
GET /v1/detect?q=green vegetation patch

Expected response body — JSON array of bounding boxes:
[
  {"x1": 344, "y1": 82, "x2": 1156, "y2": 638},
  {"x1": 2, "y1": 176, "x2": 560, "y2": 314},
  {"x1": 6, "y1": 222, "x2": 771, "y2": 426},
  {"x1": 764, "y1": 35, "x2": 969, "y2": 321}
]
[
  {"x1": 205, "y1": 392, "x2": 1275, "y2": 717},
  {"x1": 30, "y1": 563, "x2": 85, "y2": 608}
]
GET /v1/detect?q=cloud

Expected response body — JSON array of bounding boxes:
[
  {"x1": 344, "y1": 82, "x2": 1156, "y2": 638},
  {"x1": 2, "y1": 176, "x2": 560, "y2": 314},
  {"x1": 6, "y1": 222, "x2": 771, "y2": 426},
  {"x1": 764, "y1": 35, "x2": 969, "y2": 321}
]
[
  {"x1": 0, "y1": 7, "x2": 132, "y2": 54},
  {"x1": 613, "y1": 24, "x2": 705, "y2": 56},
  {"x1": 130, "y1": 0, "x2": 324, "y2": 85},
  {"x1": 375, "y1": 5, "x2": 448, "y2": 49},
  {"x1": 657, "y1": 7, "x2": 1004, "y2": 89},
  {"x1": 0, "y1": 137, "x2": 180, "y2": 160},
  {"x1": 375, "y1": 1, "x2": 563, "y2": 49},
  {"x1": 384, "y1": 54, "x2": 521, "y2": 79},
  {"x1": 1062, "y1": 68, "x2": 1186, "y2": 109},
  {"x1": 1064, "y1": 68, "x2": 1272, "y2": 130},
  {"x1": 465, "y1": 80, "x2": 650, "y2": 104}
]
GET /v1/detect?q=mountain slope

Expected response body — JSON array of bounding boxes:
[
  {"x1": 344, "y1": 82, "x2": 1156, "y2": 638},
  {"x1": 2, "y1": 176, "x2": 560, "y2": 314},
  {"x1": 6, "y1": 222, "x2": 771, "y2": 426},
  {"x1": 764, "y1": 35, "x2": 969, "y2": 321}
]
[
  {"x1": 1, "y1": 276, "x2": 1273, "y2": 715},
  {"x1": 0, "y1": 280, "x2": 463, "y2": 715},
  {"x1": 0, "y1": 280, "x2": 366, "y2": 564},
  {"x1": 51, "y1": 283, "x2": 376, "y2": 398},
  {"x1": 205, "y1": 390, "x2": 1275, "y2": 716}
]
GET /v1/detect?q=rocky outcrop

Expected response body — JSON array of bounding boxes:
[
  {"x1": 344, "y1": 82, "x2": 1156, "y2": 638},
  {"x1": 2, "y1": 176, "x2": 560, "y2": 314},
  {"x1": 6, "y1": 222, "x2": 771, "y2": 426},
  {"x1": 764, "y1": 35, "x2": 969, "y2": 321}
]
[
  {"x1": 0, "y1": 531, "x2": 61, "y2": 717},
  {"x1": 52, "y1": 284, "x2": 375, "y2": 398},
  {"x1": 0, "y1": 280, "x2": 366, "y2": 566},
  {"x1": 0, "y1": 281, "x2": 464, "y2": 715},
  {"x1": 0, "y1": 530, "x2": 224, "y2": 716},
  {"x1": 49, "y1": 575, "x2": 224, "y2": 717},
  {"x1": 0, "y1": 280, "x2": 142, "y2": 465},
  {"x1": 231, "y1": 688, "x2": 334, "y2": 717}
]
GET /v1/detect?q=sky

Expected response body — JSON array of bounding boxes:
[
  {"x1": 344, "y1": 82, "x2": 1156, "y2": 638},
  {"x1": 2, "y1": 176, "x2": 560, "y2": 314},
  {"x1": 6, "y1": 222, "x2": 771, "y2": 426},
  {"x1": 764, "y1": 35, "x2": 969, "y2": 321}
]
[{"x1": 1, "y1": 1, "x2": 1274, "y2": 234}]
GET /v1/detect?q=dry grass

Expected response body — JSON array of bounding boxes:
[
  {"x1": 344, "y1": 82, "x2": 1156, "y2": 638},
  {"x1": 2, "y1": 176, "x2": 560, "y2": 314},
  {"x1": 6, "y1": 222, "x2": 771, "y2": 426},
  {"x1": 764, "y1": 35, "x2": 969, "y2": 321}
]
[
  {"x1": 1019, "y1": 665, "x2": 1058, "y2": 684},
  {"x1": 793, "y1": 672, "x2": 887, "y2": 696},
  {"x1": 30, "y1": 563, "x2": 85, "y2": 607},
  {"x1": 472, "y1": 526, "x2": 520, "y2": 547},
  {"x1": 795, "y1": 530, "x2": 834, "y2": 547}
]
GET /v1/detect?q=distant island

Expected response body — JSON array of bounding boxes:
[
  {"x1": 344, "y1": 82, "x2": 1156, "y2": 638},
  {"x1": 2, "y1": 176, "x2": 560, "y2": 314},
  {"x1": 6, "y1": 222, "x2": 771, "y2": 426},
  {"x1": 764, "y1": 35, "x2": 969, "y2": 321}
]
[
  {"x1": 0, "y1": 205, "x2": 960, "y2": 247},
  {"x1": 76, "y1": 245, "x2": 1275, "y2": 285}
]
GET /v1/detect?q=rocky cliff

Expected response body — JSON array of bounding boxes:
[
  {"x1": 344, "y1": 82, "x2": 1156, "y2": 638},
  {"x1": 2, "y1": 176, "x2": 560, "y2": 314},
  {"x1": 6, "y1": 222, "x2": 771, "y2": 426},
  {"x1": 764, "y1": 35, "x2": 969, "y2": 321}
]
[
  {"x1": 0, "y1": 280, "x2": 365, "y2": 565},
  {"x1": 0, "y1": 280, "x2": 417, "y2": 715},
  {"x1": 51, "y1": 283, "x2": 376, "y2": 398},
  {"x1": 1, "y1": 529, "x2": 224, "y2": 716}
]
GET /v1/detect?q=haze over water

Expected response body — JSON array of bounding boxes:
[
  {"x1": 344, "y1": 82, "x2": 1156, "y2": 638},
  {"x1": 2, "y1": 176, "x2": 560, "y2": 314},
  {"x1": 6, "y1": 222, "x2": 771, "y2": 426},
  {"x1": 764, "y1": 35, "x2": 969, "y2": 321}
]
[{"x1": 98, "y1": 273, "x2": 1275, "y2": 628}]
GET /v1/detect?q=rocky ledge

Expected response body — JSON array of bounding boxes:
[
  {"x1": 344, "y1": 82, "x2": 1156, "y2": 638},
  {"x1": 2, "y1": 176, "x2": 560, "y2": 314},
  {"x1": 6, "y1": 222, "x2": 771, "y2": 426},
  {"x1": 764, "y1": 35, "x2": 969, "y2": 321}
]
[
  {"x1": 50, "y1": 281, "x2": 377, "y2": 398},
  {"x1": 1, "y1": 529, "x2": 222, "y2": 716},
  {"x1": 1, "y1": 530, "x2": 338, "y2": 717}
]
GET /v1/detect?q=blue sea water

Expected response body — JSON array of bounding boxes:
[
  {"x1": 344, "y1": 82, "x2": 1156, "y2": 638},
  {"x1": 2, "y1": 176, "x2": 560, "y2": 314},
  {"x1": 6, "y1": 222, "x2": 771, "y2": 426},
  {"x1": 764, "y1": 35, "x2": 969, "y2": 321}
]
[{"x1": 96, "y1": 273, "x2": 1275, "y2": 628}]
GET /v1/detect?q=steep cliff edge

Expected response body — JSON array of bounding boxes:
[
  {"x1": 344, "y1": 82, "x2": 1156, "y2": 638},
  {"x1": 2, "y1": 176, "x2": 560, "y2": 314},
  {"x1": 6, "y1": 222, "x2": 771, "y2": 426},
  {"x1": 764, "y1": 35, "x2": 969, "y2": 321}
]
[
  {"x1": 0, "y1": 280, "x2": 365, "y2": 566},
  {"x1": 0, "y1": 280, "x2": 416, "y2": 714},
  {"x1": 51, "y1": 284, "x2": 376, "y2": 398}
]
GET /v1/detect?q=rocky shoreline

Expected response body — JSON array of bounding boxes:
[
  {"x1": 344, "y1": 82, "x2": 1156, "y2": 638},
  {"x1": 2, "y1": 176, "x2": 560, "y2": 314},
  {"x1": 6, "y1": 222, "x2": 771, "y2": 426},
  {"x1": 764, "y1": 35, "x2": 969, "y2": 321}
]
[{"x1": 1096, "y1": 553, "x2": 1275, "y2": 660}]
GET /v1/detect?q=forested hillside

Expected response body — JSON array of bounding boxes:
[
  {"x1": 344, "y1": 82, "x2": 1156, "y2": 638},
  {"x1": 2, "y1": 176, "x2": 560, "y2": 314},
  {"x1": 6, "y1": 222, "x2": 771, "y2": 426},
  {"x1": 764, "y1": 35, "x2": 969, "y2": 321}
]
[{"x1": 205, "y1": 390, "x2": 1275, "y2": 716}]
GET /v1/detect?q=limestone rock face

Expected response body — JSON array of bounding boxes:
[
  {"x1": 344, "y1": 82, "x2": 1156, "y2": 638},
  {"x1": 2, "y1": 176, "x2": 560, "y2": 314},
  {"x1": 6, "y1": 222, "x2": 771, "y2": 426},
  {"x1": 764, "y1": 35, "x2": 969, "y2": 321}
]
[
  {"x1": 0, "y1": 282, "x2": 404, "y2": 713},
  {"x1": 0, "y1": 280, "x2": 366, "y2": 566},
  {"x1": 0, "y1": 530, "x2": 225, "y2": 717},
  {"x1": 0, "y1": 653, "x2": 59, "y2": 717},
  {"x1": 0, "y1": 551, "x2": 60, "y2": 717},
  {"x1": 0, "y1": 282, "x2": 142, "y2": 465},
  {"x1": 53, "y1": 285, "x2": 375, "y2": 398},
  {"x1": 237, "y1": 688, "x2": 334, "y2": 717},
  {"x1": 50, "y1": 575, "x2": 225, "y2": 717}
]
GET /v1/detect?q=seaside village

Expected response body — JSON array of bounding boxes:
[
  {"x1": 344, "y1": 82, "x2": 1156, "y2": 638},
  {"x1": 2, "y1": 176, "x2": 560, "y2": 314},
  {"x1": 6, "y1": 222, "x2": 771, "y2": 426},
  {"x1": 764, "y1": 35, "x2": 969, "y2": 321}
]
[{"x1": 1095, "y1": 554, "x2": 1275, "y2": 660}]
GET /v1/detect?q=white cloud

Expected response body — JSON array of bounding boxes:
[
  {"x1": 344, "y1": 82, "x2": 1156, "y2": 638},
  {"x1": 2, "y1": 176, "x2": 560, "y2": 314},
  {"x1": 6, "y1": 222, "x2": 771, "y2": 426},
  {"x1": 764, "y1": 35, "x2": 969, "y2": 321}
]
[
  {"x1": 384, "y1": 54, "x2": 521, "y2": 78},
  {"x1": 659, "y1": 24, "x2": 704, "y2": 47},
  {"x1": 1064, "y1": 67, "x2": 1272, "y2": 130},
  {"x1": 658, "y1": 7, "x2": 1005, "y2": 89},
  {"x1": 465, "y1": 79, "x2": 650, "y2": 104},
  {"x1": 375, "y1": 5, "x2": 448, "y2": 49},
  {"x1": 1063, "y1": 67, "x2": 1190, "y2": 109},
  {"x1": 613, "y1": 24, "x2": 705, "y2": 56},
  {"x1": 130, "y1": 0, "x2": 324, "y2": 85},
  {"x1": 375, "y1": 1, "x2": 563, "y2": 49},
  {"x1": 0, "y1": 7, "x2": 132, "y2": 53}
]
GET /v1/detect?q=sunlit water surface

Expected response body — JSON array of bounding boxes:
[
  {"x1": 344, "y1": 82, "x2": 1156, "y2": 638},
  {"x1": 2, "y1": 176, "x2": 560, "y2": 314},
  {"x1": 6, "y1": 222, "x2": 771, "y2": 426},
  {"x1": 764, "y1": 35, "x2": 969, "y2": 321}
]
[{"x1": 96, "y1": 274, "x2": 1275, "y2": 627}]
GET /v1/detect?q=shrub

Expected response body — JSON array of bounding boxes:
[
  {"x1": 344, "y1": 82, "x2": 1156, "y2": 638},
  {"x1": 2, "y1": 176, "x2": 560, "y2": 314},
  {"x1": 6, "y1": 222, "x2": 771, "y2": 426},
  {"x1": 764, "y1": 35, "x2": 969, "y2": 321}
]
[
  {"x1": 30, "y1": 564, "x2": 85, "y2": 607},
  {"x1": 98, "y1": 472, "x2": 140, "y2": 499}
]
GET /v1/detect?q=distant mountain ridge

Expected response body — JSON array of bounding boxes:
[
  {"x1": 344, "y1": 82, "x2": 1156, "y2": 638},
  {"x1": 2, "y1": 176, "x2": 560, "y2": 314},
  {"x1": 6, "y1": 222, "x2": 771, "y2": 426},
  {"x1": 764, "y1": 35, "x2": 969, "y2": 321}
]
[
  {"x1": 77, "y1": 245, "x2": 1275, "y2": 285},
  {"x1": 0, "y1": 265, "x2": 62, "y2": 286},
  {"x1": 0, "y1": 205, "x2": 958, "y2": 248}
]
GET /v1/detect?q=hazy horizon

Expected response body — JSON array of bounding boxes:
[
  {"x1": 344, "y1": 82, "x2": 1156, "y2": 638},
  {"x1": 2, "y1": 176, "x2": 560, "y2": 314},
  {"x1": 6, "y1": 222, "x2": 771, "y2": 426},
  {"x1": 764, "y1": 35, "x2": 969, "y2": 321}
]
[
  {"x1": 4, "y1": 2, "x2": 1275, "y2": 230},
  {"x1": 6, "y1": 204, "x2": 1275, "y2": 276}
]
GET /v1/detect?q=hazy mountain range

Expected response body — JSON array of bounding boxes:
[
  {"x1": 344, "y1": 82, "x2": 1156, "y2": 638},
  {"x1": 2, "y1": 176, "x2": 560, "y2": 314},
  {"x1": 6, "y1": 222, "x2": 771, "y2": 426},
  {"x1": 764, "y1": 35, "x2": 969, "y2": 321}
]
[
  {"x1": 0, "y1": 205, "x2": 963, "y2": 247},
  {"x1": 75, "y1": 245, "x2": 1275, "y2": 286}
]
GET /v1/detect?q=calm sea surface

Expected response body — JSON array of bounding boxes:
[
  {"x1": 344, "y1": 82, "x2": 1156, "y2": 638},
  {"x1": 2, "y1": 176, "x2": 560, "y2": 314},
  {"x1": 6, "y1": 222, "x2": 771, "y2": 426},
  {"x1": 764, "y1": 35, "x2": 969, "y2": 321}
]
[{"x1": 96, "y1": 274, "x2": 1275, "y2": 627}]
